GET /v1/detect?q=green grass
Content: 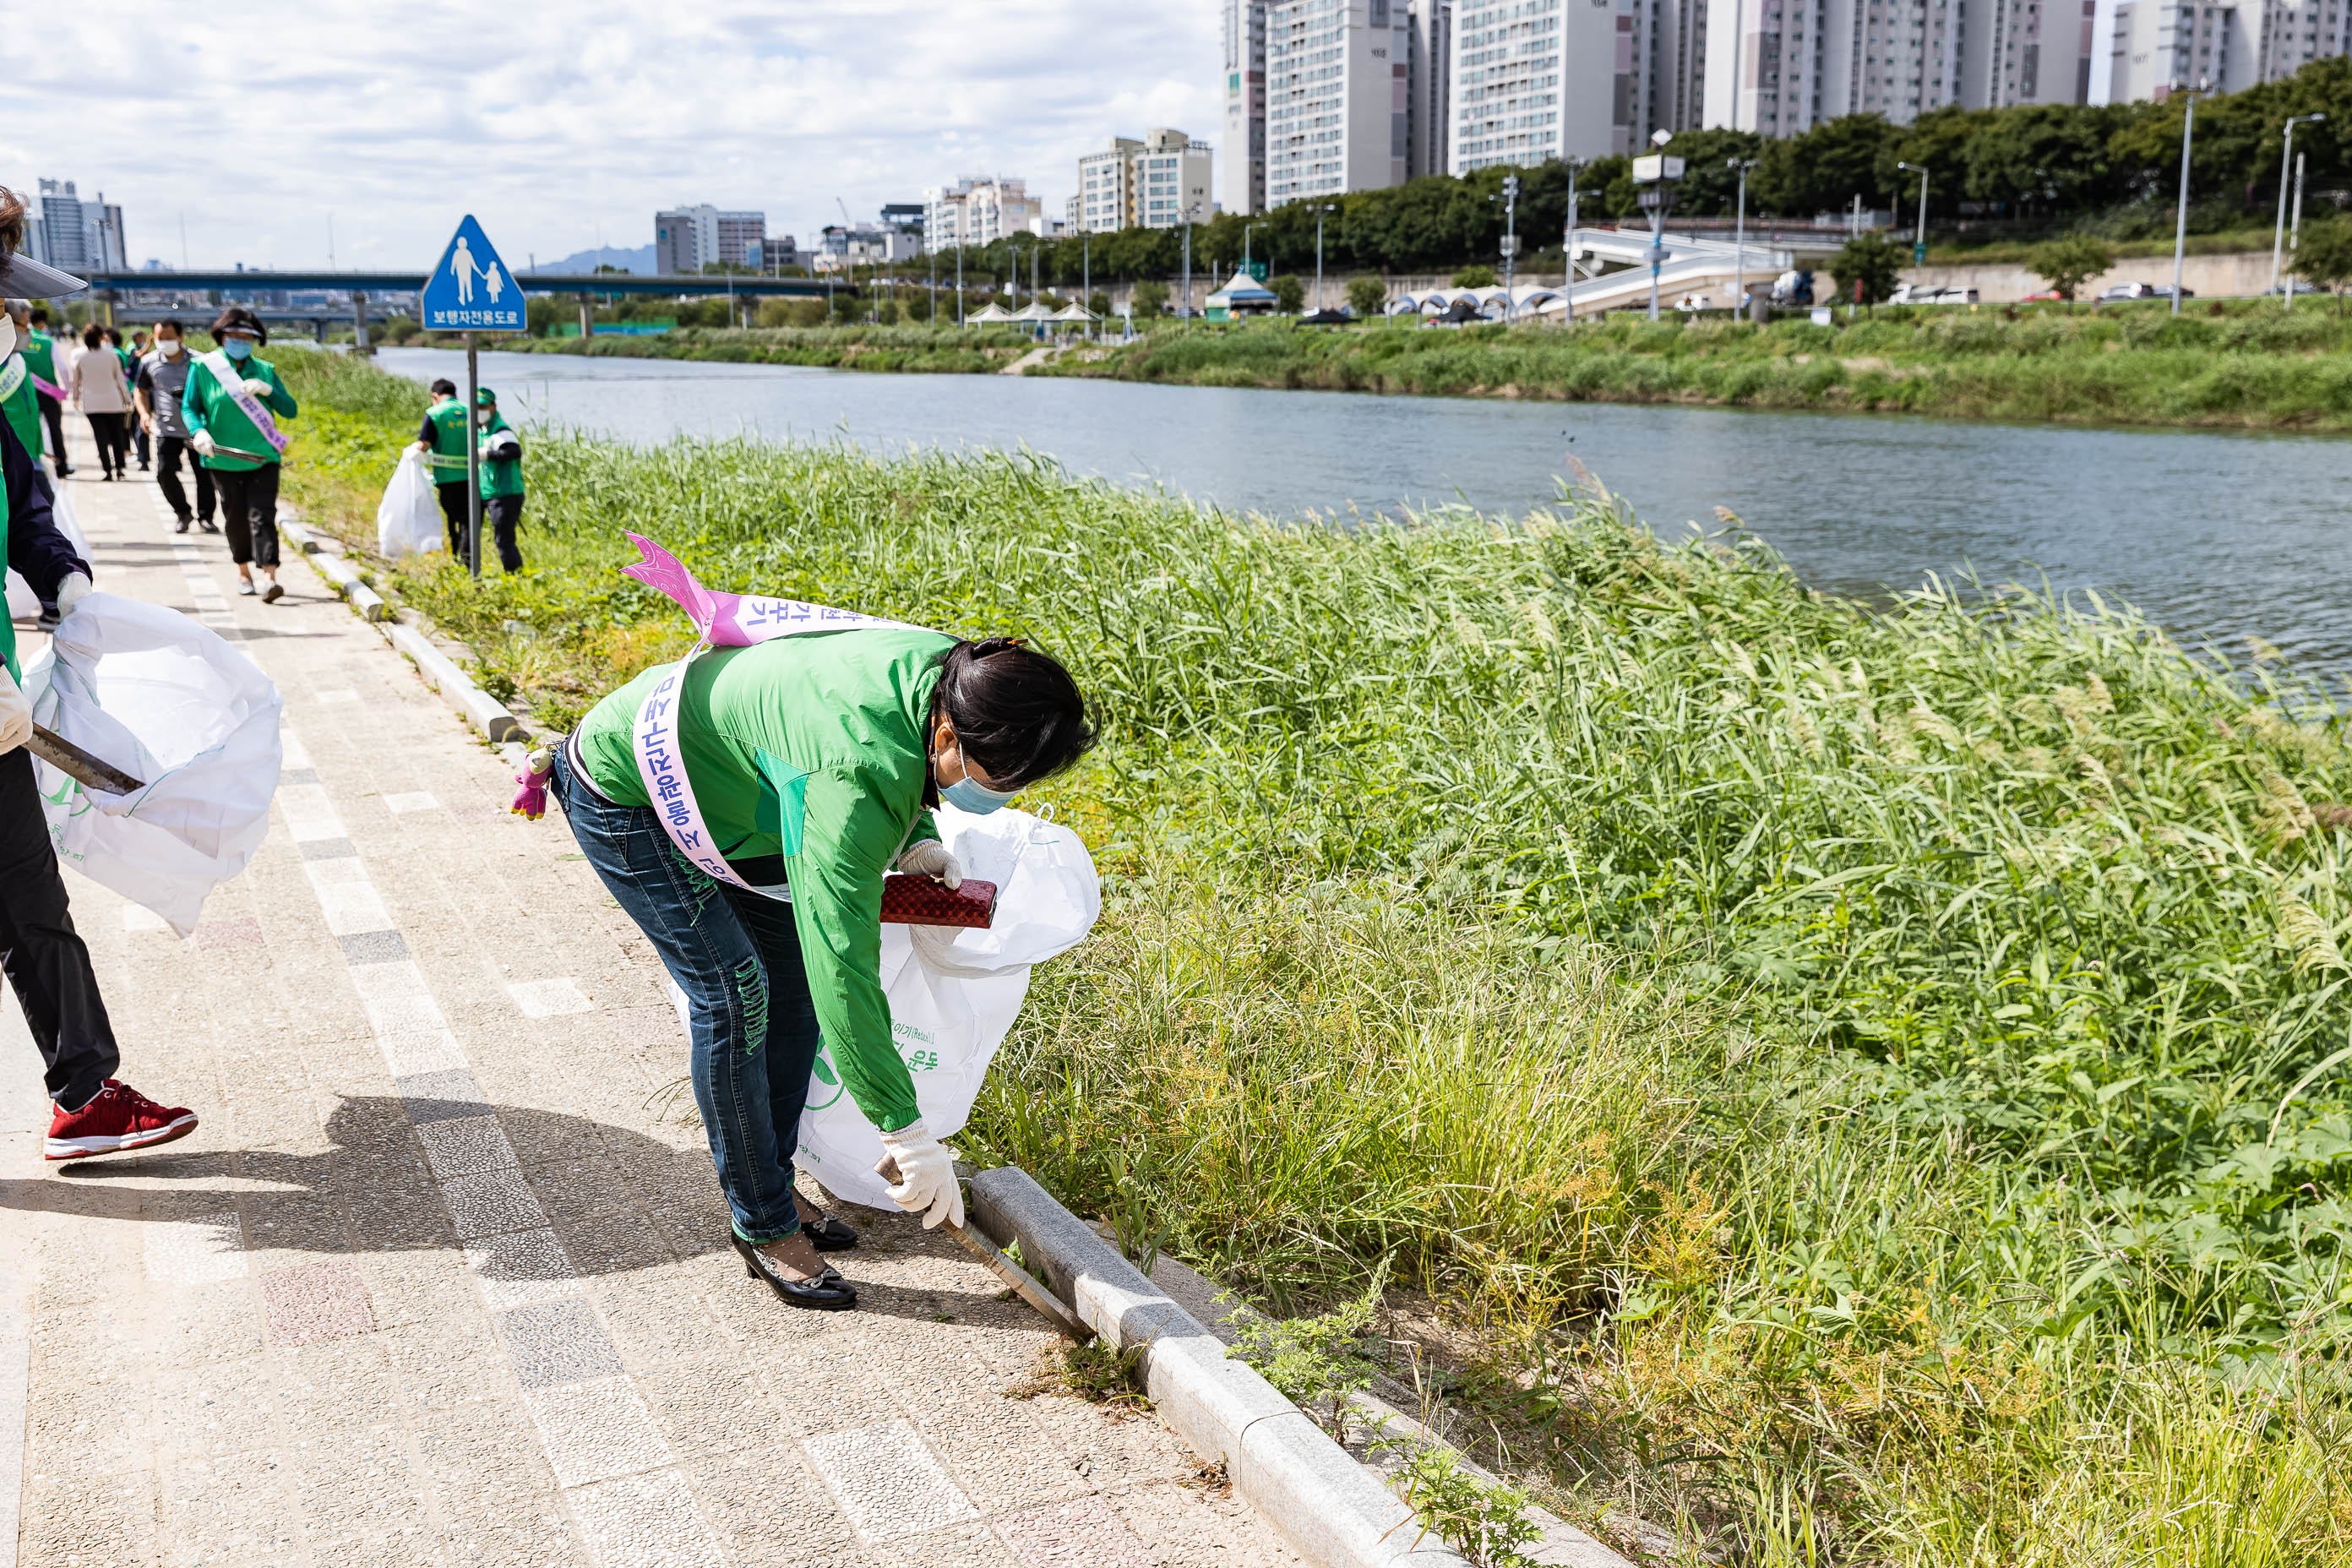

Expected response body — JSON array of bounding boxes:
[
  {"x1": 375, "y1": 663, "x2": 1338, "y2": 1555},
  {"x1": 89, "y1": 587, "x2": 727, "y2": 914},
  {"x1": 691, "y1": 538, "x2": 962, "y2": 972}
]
[
  {"x1": 481, "y1": 323, "x2": 1038, "y2": 374},
  {"x1": 1042, "y1": 306, "x2": 2352, "y2": 430},
  {"x1": 271, "y1": 346, "x2": 2352, "y2": 1562}
]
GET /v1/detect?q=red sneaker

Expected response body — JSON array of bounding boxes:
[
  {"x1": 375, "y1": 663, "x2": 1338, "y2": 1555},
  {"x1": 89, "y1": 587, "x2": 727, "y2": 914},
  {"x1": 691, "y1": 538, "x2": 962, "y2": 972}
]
[{"x1": 45, "y1": 1080, "x2": 199, "y2": 1161}]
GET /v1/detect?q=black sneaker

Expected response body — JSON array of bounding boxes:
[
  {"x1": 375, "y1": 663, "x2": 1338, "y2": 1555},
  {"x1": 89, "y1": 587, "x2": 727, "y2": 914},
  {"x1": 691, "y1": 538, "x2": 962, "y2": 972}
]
[{"x1": 173, "y1": 517, "x2": 190, "y2": 534}]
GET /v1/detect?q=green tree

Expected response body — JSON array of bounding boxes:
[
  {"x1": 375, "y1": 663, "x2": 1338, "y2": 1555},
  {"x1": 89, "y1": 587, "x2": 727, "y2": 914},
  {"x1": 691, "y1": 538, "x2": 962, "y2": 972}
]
[
  {"x1": 1271, "y1": 273, "x2": 1306, "y2": 313},
  {"x1": 2295, "y1": 215, "x2": 2352, "y2": 313},
  {"x1": 1347, "y1": 275, "x2": 1387, "y2": 318},
  {"x1": 1757, "y1": 115, "x2": 1904, "y2": 217},
  {"x1": 1131, "y1": 279, "x2": 1169, "y2": 318},
  {"x1": 827, "y1": 288, "x2": 858, "y2": 324},
  {"x1": 2028, "y1": 234, "x2": 2117, "y2": 302},
  {"x1": 1086, "y1": 291, "x2": 1111, "y2": 318},
  {"x1": 524, "y1": 296, "x2": 559, "y2": 338},
  {"x1": 1452, "y1": 264, "x2": 1497, "y2": 287},
  {"x1": 1829, "y1": 231, "x2": 1906, "y2": 306}
]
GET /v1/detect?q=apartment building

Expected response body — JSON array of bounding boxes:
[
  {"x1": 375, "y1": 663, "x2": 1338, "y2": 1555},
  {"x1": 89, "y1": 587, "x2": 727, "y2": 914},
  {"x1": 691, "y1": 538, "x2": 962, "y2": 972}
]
[
  {"x1": 1078, "y1": 129, "x2": 1216, "y2": 231},
  {"x1": 2258, "y1": 0, "x2": 2352, "y2": 79},
  {"x1": 30, "y1": 180, "x2": 126, "y2": 273},
  {"x1": 1451, "y1": 0, "x2": 1647, "y2": 171},
  {"x1": 653, "y1": 205, "x2": 765, "y2": 275},
  {"x1": 2109, "y1": 0, "x2": 2257, "y2": 96},
  {"x1": 1266, "y1": 0, "x2": 1410, "y2": 204},
  {"x1": 1405, "y1": 0, "x2": 1453, "y2": 175},
  {"x1": 924, "y1": 177, "x2": 1045, "y2": 249},
  {"x1": 1225, "y1": 0, "x2": 1272, "y2": 213}
]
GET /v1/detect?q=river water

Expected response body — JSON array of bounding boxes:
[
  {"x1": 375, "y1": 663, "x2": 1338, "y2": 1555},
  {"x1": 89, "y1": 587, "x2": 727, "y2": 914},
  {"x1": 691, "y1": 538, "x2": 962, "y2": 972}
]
[{"x1": 378, "y1": 347, "x2": 2352, "y2": 679}]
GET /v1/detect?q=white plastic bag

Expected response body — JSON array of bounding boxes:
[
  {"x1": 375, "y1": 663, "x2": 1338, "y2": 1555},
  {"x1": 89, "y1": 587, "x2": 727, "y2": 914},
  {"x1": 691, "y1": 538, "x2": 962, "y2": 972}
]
[
  {"x1": 375, "y1": 449, "x2": 444, "y2": 560},
  {"x1": 20, "y1": 591, "x2": 283, "y2": 936},
  {"x1": 6, "y1": 482, "x2": 89, "y2": 618},
  {"x1": 663, "y1": 803, "x2": 1102, "y2": 1210}
]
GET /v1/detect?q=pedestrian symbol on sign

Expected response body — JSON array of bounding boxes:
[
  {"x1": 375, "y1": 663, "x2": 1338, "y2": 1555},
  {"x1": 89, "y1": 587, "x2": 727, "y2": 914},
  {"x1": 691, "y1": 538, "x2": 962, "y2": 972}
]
[{"x1": 422, "y1": 215, "x2": 522, "y2": 332}]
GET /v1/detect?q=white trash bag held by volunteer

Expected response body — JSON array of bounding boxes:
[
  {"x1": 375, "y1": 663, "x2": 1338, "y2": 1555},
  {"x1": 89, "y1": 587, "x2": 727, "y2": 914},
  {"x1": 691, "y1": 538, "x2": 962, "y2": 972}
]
[
  {"x1": 375, "y1": 447, "x2": 444, "y2": 560},
  {"x1": 20, "y1": 591, "x2": 282, "y2": 936}
]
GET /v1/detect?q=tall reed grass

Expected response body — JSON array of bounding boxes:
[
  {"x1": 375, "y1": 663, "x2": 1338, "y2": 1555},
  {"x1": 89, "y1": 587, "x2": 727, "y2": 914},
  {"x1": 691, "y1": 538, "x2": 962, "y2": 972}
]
[{"x1": 274, "y1": 349, "x2": 2352, "y2": 1561}]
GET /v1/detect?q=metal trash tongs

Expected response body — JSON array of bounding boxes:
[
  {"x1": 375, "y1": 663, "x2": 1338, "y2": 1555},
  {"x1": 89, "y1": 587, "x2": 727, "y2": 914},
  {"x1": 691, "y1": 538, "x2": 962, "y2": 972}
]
[
  {"x1": 28, "y1": 724, "x2": 145, "y2": 795},
  {"x1": 878, "y1": 1157, "x2": 1092, "y2": 1342}
]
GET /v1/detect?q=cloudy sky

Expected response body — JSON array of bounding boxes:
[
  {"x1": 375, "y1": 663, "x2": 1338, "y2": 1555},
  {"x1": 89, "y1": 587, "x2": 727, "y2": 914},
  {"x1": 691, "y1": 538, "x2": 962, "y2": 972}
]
[{"x1": 0, "y1": 1, "x2": 1221, "y2": 272}]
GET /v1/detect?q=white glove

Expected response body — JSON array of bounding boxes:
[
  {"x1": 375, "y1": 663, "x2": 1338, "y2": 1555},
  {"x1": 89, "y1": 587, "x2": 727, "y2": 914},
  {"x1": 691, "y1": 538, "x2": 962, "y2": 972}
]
[
  {"x1": 190, "y1": 429, "x2": 216, "y2": 457},
  {"x1": 876, "y1": 1119, "x2": 963, "y2": 1230},
  {"x1": 54, "y1": 573, "x2": 91, "y2": 618},
  {"x1": 0, "y1": 667, "x2": 29, "y2": 757},
  {"x1": 242, "y1": 377, "x2": 273, "y2": 400},
  {"x1": 895, "y1": 838, "x2": 962, "y2": 889}
]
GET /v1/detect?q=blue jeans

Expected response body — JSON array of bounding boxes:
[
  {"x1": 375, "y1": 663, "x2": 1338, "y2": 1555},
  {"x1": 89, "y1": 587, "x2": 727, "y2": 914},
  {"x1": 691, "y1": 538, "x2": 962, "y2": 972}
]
[{"x1": 552, "y1": 746, "x2": 819, "y2": 1243}]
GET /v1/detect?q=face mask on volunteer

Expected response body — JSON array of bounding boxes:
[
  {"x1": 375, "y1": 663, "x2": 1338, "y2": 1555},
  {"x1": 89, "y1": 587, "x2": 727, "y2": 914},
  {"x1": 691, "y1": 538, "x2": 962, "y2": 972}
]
[
  {"x1": 223, "y1": 336, "x2": 253, "y2": 361},
  {"x1": 158, "y1": 335, "x2": 182, "y2": 357},
  {"x1": 941, "y1": 774, "x2": 1017, "y2": 815}
]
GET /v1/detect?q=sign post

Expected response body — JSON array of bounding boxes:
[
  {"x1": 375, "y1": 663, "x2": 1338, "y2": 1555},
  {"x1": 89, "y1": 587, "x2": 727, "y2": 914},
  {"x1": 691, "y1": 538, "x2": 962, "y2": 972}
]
[{"x1": 421, "y1": 215, "x2": 523, "y2": 580}]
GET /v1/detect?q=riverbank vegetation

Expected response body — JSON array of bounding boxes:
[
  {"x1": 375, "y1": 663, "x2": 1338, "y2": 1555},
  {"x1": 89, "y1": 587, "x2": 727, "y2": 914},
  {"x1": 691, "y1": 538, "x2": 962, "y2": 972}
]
[
  {"x1": 276, "y1": 347, "x2": 2352, "y2": 1563},
  {"x1": 1041, "y1": 304, "x2": 2352, "y2": 429}
]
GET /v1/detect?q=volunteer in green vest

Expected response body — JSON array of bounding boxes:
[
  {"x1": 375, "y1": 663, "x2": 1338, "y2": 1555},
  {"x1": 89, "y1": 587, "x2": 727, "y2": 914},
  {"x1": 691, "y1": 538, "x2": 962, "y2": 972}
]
[
  {"x1": 0, "y1": 188, "x2": 202, "y2": 1163},
  {"x1": 22, "y1": 306, "x2": 68, "y2": 478},
  {"x1": 413, "y1": 378, "x2": 471, "y2": 556},
  {"x1": 476, "y1": 387, "x2": 525, "y2": 573},
  {"x1": 0, "y1": 299, "x2": 43, "y2": 487},
  {"x1": 548, "y1": 630, "x2": 1093, "y2": 1310},
  {"x1": 182, "y1": 307, "x2": 297, "y2": 602}
]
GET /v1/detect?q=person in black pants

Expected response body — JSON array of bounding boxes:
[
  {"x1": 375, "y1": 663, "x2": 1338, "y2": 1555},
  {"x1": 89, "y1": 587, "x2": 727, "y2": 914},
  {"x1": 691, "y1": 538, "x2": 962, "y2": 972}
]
[
  {"x1": 134, "y1": 318, "x2": 215, "y2": 532},
  {"x1": 0, "y1": 188, "x2": 200, "y2": 1159},
  {"x1": 24, "y1": 307, "x2": 69, "y2": 477}
]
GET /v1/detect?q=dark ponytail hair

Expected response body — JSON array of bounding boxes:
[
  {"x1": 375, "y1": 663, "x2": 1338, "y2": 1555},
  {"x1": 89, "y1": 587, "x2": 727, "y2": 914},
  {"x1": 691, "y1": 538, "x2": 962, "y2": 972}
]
[{"x1": 932, "y1": 639, "x2": 1094, "y2": 790}]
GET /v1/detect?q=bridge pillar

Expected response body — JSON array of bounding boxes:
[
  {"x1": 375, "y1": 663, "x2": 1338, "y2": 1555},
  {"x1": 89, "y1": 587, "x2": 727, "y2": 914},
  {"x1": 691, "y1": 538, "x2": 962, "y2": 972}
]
[
  {"x1": 353, "y1": 290, "x2": 372, "y2": 355},
  {"x1": 578, "y1": 297, "x2": 593, "y2": 340}
]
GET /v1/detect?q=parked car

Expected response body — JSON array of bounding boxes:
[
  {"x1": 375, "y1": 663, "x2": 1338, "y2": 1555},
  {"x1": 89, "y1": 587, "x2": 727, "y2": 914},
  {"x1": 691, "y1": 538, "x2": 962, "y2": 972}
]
[
  {"x1": 2022, "y1": 289, "x2": 2065, "y2": 302},
  {"x1": 2267, "y1": 279, "x2": 2324, "y2": 297},
  {"x1": 2099, "y1": 281, "x2": 2195, "y2": 302},
  {"x1": 1771, "y1": 269, "x2": 1816, "y2": 306}
]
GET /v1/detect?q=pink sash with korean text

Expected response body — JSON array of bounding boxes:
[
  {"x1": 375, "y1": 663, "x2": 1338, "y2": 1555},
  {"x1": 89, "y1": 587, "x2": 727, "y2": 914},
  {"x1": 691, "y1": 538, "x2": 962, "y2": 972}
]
[
  {"x1": 198, "y1": 350, "x2": 291, "y2": 454},
  {"x1": 623, "y1": 533, "x2": 934, "y2": 890}
]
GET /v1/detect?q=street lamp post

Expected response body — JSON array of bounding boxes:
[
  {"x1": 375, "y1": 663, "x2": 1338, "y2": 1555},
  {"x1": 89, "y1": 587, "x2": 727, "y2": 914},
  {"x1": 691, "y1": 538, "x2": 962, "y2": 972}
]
[
  {"x1": 1082, "y1": 229, "x2": 1092, "y2": 336},
  {"x1": 1181, "y1": 200, "x2": 1201, "y2": 324},
  {"x1": 1494, "y1": 175, "x2": 1520, "y2": 323},
  {"x1": 2170, "y1": 77, "x2": 2209, "y2": 318},
  {"x1": 1312, "y1": 204, "x2": 1337, "y2": 313},
  {"x1": 956, "y1": 244, "x2": 964, "y2": 327},
  {"x1": 1633, "y1": 129, "x2": 1683, "y2": 322},
  {"x1": 1729, "y1": 157, "x2": 1758, "y2": 320},
  {"x1": 1896, "y1": 160, "x2": 1929, "y2": 266},
  {"x1": 2290, "y1": 150, "x2": 2311, "y2": 310},
  {"x1": 2273, "y1": 112, "x2": 2327, "y2": 300},
  {"x1": 1562, "y1": 159, "x2": 1582, "y2": 327}
]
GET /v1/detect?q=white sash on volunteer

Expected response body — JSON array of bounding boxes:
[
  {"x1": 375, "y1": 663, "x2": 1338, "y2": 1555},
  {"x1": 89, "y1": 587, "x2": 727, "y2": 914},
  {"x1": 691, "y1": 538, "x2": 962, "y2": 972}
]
[
  {"x1": 0, "y1": 355, "x2": 25, "y2": 402},
  {"x1": 622, "y1": 533, "x2": 938, "y2": 890},
  {"x1": 197, "y1": 349, "x2": 289, "y2": 454}
]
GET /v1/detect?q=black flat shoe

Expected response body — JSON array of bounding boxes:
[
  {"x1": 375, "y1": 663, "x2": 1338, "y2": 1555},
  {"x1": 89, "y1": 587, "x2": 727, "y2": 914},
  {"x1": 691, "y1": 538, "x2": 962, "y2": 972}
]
[
  {"x1": 800, "y1": 1211, "x2": 859, "y2": 1253},
  {"x1": 730, "y1": 1233, "x2": 857, "y2": 1310}
]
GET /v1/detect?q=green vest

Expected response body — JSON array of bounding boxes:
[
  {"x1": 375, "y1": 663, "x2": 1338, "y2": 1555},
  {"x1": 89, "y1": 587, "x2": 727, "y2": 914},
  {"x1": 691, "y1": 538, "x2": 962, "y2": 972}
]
[
  {"x1": 0, "y1": 356, "x2": 38, "y2": 465},
  {"x1": 184, "y1": 353, "x2": 297, "y2": 471},
  {"x1": 424, "y1": 399, "x2": 471, "y2": 482},
  {"x1": 20, "y1": 331, "x2": 56, "y2": 389},
  {"x1": 481, "y1": 411, "x2": 524, "y2": 499}
]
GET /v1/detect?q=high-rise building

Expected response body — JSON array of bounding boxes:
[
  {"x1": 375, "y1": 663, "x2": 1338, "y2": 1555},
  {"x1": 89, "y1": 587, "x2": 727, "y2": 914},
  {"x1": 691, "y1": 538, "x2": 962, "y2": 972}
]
[
  {"x1": 30, "y1": 180, "x2": 125, "y2": 273},
  {"x1": 924, "y1": 177, "x2": 1045, "y2": 249},
  {"x1": 1405, "y1": 0, "x2": 1453, "y2": 177},
  {"x1": 1266, "y1": 0, "x2": 1410, "y2": 203},
  {"x1": 1451, "y1": 0, "x2": 1644, "y2": 172},
  {"x1": 1225, "y1": 0, "x2": 1271, "y2": 214},
  {"x1": 2109, "y1": 0, "x2": 2259, "y2": 96},
  {"x1": 1078, "y1": 129, "x2": 1216, "y2": 231},
  {"x1": 654, "y1": 205, "x2": 765, "y2": 274},
  {"x1": 2257, "y1": 0, "x2": 2352, "y2": 80}
]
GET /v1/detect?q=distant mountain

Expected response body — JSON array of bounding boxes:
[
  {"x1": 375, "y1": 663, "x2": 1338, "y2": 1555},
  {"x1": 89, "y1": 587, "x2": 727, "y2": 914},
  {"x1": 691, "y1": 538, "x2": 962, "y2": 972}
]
[{"x1": 522, "y1": 242, "x2": 656, "y2": 276}]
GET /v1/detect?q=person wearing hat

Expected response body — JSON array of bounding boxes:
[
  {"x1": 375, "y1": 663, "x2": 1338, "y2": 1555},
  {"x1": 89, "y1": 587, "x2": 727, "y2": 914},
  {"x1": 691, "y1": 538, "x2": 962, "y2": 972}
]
[
  {"x1": 0, "y1": 186, "x2": 201, "y2": 1161},
  {"x1": 476, "y1": 386, "x2": 525, "y2": 573},
  {"x1": 21, "y1": 307, "x2": 68, "y2": 478},
  {"x1": 182, "y1": 306, "x2": 297, "y2": 602}
]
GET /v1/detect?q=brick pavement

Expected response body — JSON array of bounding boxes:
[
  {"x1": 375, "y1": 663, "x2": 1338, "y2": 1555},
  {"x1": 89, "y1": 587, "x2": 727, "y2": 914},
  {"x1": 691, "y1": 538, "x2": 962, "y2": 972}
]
[{"x1": 0, "y1": 432, "x2": 1299, "y2": 1568}]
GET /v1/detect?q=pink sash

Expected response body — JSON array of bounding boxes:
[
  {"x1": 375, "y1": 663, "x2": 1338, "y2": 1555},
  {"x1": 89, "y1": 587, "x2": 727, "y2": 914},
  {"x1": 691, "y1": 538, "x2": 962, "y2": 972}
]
[
  {"x1": 623, "y1": 534, "x2": 935, "y2": 890},
  {"x1": 198, "y1": 350, "x2": 290, "y2": 454}
]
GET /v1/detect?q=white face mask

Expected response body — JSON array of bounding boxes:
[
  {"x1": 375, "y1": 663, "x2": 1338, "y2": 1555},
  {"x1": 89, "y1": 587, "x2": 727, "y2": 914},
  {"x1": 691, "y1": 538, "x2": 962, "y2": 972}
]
[
  {"x1": 0, "y1": 317, "x2": 15, "y2": 361},
  {"x1": 158, "y1": 337, "x2": 183, "y2": 357}
]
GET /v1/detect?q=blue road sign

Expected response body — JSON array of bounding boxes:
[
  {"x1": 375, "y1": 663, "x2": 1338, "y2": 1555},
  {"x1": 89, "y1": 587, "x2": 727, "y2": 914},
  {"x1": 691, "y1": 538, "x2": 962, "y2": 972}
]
[{"x1": 422, "y1": 215, "x2": 523, "y2": 332}]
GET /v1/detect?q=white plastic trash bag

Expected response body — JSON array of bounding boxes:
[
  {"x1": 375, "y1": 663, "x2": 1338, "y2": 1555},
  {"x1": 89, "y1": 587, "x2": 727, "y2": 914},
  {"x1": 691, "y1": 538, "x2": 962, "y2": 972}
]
[
  {"x1": 664, "y1": 803, "x2": 1102, "y2": 1210},
  {"x1": 375, "y1": 449, "x2": 444, "y2": 560},
  {"x1": 20, "y1": 591, "x2": 283, "y2": 936},
  {"x1": 6, "y1": 483, "x2": 90, "y2": 619}
]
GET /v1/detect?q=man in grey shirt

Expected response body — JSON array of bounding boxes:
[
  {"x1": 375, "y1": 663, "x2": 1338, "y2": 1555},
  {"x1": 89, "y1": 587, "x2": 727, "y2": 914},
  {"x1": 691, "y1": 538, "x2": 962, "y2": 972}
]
[{"x1": 133, "y1": 318, "x2": 215, "y2": 533}]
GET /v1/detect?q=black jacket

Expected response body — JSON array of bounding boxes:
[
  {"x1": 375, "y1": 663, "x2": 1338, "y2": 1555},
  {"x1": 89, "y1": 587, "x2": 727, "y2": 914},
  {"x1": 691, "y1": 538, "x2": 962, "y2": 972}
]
[{"x1": 3, "y1": 416, "x2": 86, "y2": 602}]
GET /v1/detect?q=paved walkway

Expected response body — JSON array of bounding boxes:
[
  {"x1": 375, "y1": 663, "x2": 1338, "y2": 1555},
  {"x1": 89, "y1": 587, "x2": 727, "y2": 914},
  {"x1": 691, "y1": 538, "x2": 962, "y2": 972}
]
[{"x1": 1, "y1": 433, "x2": 1298, "y2": 1568}]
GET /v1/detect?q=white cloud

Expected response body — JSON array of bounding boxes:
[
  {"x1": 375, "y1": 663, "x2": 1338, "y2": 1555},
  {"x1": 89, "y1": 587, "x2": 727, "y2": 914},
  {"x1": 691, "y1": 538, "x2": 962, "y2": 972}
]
[{"x1": 0, "y1": 0, "x2": 1220, "y2": 270}]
